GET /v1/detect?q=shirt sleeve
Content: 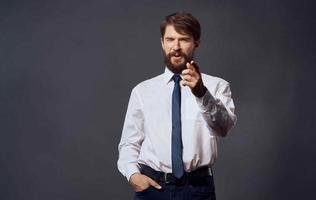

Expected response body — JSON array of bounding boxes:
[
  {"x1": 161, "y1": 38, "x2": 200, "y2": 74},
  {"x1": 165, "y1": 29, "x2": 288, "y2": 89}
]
[
  {"x1": 195, "y1": 81, "x2": 237, "y2": 137},
  {"x1": 117, "y1": 87, "x2": 144, "y2": 181}
]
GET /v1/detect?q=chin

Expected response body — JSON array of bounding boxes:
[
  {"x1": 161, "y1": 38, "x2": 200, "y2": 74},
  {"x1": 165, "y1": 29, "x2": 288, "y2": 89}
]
[{"x1": 168, "y1": 63, "x2": 186, "y2": 74}]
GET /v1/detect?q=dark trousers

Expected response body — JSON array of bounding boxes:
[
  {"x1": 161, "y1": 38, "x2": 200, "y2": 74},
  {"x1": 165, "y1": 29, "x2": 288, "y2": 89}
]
[{"x1": 134, "y1": 165, "x2": 216, "y2": 200}]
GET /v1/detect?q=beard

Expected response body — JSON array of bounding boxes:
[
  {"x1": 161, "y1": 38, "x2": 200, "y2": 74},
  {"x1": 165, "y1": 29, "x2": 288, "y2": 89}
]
[{"x1": 164, "y1": 51, "x2": 194, "y2": 74}]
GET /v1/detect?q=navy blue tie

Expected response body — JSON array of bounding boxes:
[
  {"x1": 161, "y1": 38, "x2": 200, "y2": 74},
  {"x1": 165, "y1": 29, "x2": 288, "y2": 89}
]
[{"x1": 172, "y1": 74, "x2": 184, "y2": 178}]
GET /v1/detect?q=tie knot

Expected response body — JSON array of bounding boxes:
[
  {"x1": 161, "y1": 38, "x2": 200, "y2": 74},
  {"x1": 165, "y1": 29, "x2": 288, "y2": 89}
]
[{"x1": 172, "y1": 74, "x2": 181, "y2": 83}]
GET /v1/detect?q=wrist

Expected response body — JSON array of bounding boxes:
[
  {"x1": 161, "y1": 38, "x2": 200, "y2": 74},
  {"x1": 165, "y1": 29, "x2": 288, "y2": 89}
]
[
  {"x1": 129, "y1": 172, "x2": 141, "y2": 183},
  {"x1": 193, "y1": 83, "x2": 207, "y2": 98}
]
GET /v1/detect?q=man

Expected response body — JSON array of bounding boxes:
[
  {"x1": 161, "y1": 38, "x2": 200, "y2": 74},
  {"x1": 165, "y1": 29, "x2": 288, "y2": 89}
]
[{"x1": 118, "y1": 12, "x2": 237, "y2": 200}]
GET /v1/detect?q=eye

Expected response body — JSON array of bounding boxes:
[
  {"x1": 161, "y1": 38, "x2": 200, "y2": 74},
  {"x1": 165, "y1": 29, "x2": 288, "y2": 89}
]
[
  {"x1": 165, "y1": 37, "x2": 174, "y2": 42},
  {"x1": 181, "y1": 38, "x2": 191, "y2": 42}
]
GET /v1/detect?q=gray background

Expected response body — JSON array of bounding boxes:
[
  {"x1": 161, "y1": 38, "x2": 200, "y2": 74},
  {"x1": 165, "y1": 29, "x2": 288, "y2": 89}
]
[{"x1": 1, "y1": 0, "x2": 315, "y2": 199}]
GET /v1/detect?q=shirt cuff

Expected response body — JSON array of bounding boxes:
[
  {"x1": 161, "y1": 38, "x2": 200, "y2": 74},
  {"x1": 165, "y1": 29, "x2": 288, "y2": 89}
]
[{"x1": 125, "y1": 164, "x2": 140, "y2": 182}]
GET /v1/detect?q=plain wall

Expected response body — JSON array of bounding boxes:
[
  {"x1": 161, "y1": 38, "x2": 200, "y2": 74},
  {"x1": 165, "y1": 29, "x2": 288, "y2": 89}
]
[{"x1": 1, "y1": 0, "x2": 315, "y2": 199}]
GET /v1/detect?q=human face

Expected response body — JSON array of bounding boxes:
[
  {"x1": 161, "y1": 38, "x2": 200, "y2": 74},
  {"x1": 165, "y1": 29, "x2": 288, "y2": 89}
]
[{"x1": 161, "y1": 25, "x2": 199, "y2": 74}]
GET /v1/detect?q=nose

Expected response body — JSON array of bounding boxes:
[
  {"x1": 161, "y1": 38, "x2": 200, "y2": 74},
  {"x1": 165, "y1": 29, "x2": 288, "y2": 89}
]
[{"x1": 172, "y1": 40, "x2": 181, "y2": 51}]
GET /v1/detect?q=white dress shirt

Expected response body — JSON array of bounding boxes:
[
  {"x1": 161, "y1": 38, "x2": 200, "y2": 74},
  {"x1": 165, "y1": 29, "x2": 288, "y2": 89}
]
[{"x1": 118, "y1": 67, "x2": 237, "y2": 181}]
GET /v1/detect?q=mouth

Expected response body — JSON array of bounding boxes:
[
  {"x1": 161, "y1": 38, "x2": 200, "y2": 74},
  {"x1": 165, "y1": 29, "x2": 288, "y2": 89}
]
[
  {"x1": 171, "y1": 56, "x2": 183, "y2": 65},
  {"x1": 172, "y1": 55, "x2": 182, "y2": 59},
  {"x1": 171, "y1": 52, "x2": 183, "y2": 60}
]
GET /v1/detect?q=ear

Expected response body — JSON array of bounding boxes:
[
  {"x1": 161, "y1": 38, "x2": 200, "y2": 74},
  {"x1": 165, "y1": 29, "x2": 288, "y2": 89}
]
[{"x1": 160, "y1": 37, "x2": 164, "y2": 48}]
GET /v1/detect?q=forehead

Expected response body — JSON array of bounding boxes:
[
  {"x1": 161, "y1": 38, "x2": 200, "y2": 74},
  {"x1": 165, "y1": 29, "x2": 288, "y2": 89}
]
[{"x1": 163, "y1": 25, "x2": 192, "y2": 38}]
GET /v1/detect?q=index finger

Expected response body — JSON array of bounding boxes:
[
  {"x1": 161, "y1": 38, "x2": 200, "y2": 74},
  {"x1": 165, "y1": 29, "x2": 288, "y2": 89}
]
[
  {"x1": 187, "y1": 60, "x2": 200, "y2": 73},
  {"x1": 147, "y1": 177, "x2": 162, "y2": 189}
]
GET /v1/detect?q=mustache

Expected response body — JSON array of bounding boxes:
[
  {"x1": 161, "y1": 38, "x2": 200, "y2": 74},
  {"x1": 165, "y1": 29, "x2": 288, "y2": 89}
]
[{"x1": 168, "y1": 51, "x2": 186, "y2": 57}]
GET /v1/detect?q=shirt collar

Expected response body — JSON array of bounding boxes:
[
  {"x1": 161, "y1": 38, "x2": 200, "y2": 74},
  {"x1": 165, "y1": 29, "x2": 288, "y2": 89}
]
[
  {"x1": 163, "y1": 67, "x2": 175, "y2": 85},
  {"x1": 163, "y1": 67, "x2": 183, "y2": 85}
]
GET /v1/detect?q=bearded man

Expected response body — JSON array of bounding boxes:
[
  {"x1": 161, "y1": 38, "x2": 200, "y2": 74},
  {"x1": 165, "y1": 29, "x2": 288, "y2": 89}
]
[{"x1": 118, "y1": 11, "x2": 237, "y2": 200}]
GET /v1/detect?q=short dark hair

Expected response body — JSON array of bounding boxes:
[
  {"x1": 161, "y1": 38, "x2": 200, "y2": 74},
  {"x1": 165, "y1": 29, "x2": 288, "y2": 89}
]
[{"x1": 160, "y1": 11, "x2": 201, "y2": 41}]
